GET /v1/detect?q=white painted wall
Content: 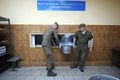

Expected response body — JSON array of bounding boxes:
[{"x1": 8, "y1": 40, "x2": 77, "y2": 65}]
[{"x1": 0, "y1": 0, "x2": 120, "y2": 25}]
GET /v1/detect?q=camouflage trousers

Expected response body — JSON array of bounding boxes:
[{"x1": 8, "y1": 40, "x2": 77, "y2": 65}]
[
  {"x1": 73, "y1": 47, "x2": 88, "y2": 68},
  {"x1": 42, "y1": 46, "x2": 53, "y2": 69}
]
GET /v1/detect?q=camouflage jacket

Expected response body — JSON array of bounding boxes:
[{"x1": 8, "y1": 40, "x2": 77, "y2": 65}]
[{"x1": 42, "y1": 27, "x2": 59, "y2": 47}]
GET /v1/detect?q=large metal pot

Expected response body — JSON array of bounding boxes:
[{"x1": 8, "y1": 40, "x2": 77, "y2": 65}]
[
  {"x1": 61, "y1": 45, "x2": 72, "y2": 54},
  {"x1": 89, "y1": 74, "x2": 119, "y2": 80}
]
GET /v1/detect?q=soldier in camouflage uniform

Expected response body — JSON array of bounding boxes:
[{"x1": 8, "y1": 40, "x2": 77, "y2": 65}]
[
  {"x1": 70, "y1": 23, "x2": 93, "y2": 72},
  {"x1": 42, "y1": 22, "x2": 59, "y2": 77}
]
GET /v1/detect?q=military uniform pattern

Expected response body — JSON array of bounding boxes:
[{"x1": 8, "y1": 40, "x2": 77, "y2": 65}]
[
  {"x1": 74, "y1": 30, "x2": 93, "y2": 68},
  {"x1": 42, "y1": 27, "x2": 59, "y2": 69},
  {"x1": 42, "y1": 28, "x2": 59, "y2": 47}
]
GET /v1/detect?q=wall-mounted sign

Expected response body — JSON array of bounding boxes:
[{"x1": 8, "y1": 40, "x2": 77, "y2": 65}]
[{"x1": 37, "y1": 0, "x2": 86, "y2": 11}]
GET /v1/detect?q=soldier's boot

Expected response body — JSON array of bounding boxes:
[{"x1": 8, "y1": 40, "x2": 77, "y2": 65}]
[
  {"x1": 47, "y1": 69, "x2": 57, "y2": 77},
  {"x1": 79, "y1": 66, "x2": 84, "y2": 72},
  {"x1": 70, "y1": 64, "x2": 78, "y2": 69}
]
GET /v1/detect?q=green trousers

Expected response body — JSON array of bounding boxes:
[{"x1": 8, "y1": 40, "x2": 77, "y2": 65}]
[
  {"x1": 42, "y1": 46, "x2": 53, "y2": 69},
  {"x1": 73, "y1": 47, "x2": 88, "y2": 68}
]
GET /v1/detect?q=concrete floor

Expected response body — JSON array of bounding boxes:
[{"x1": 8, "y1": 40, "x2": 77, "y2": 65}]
[{"x1": 0, "y1": 66, "x2": 120, "y2": 80}]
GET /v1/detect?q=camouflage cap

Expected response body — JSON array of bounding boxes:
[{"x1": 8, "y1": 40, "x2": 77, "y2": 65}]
[
  {"x1": 54, "y1": 22, "x2": 59, "y2": 28},
  {"x1": 79, "y1": 23, "x2": 86, "y2": 28}
]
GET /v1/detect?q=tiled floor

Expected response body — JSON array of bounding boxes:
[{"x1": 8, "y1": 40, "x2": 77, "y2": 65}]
[{"x1": 0, "y1": 66, "x2": 120, "y2": 80}]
